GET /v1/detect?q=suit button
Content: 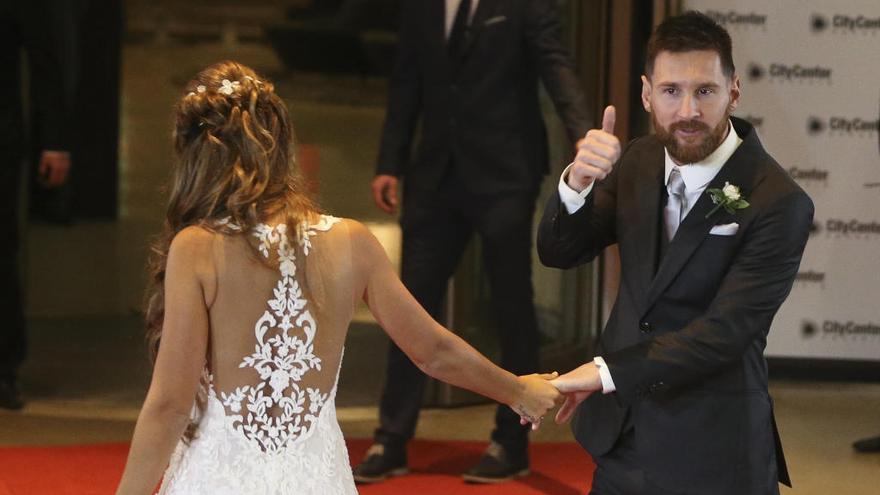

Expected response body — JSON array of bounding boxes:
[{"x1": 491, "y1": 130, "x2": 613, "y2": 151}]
[
  {"x1": 640, "y1": 321, "x2": 652, "y2": 333},
  {"x1": 449, "y1": 117, "x2": 456, "y2": 127},
  {"x1": 450, "y1": 84, "x2": 459, "y2": 93}
]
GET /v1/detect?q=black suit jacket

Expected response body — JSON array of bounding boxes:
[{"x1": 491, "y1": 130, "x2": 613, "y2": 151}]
[
  {"x1": 0, "y1": 0, "x2": 74, "y2": 154},
  {"x1": 538, "y1": 118, "x2": 814, "y2": 494},
  {"x1": 376, "y1": 0, "x2": 589, "y2": 194}
]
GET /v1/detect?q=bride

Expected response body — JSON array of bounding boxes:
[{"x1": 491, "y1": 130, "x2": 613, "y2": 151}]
[{"x1": 114, "y1": 61, "x2": 561, "y2": 495}]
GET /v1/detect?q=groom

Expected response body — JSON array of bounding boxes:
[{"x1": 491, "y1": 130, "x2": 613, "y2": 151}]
[{"x1": 539, "y1": 11, "x2": 813, "y2": 495}]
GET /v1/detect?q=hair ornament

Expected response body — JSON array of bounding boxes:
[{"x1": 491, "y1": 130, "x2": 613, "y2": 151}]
[
  {"x1": 187, "y1": 84, "x2": 208, "y2": 97},
  {"x1": 219, "y1": 79, "x2": 241, "y2": 96}
]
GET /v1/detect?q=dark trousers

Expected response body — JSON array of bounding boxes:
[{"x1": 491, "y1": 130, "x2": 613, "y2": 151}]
[
  {"x1": 374, "y1": 172, "x2": 541, "y2": 454},
  {"x1": 0, "y1": 148, "x2": 26, "y2": 380},
  {"x1": 589, "y1": 429, "x2": 686, "y2": 495},
  {"x1": 589, "y1": 429, "x2": 780, "y2": 495},
  {"x1": 589, "y1": 429, "x2": 649, "y2": 495}
]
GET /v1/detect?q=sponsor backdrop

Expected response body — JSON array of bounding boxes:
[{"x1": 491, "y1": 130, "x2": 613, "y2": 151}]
[{"x1": 683, "y1": 1, "x2": 880, "y2": 360}]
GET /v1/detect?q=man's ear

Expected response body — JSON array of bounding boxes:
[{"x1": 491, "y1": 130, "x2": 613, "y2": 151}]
[
  {"x1": 641, "y1": 75, "x2": 652, "y2": 112},
  {"x1": 728, "y1": 75, "x2": 741, "y2": 113}
]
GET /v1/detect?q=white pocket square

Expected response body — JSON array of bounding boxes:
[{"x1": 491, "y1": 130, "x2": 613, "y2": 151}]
[
  {"x1": 484, "y1": 15, "x2": 507, "y2": 26},
  {"x1": 709, "y1": 222, "x2": 739, "y2": 236}
]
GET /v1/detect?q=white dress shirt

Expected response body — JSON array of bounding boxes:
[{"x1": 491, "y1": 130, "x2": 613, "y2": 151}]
[
  {"x1": 445, "y1": 0, "x2": 480, "y2": 38},
  {"x1": 557, "y1": 120, "x2": 743, "y2": 393}
]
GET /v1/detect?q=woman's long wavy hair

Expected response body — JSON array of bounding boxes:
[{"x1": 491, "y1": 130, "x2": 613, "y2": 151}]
[{"x1": 144, "y1": 61, "x2": 318, "y2": 418}]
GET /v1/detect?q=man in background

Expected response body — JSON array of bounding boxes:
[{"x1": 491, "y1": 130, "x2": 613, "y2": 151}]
[
  {"x1": 357, "y1": 0, "x2": 589, "y2": 484},
  {"x1": 0, "y1": 0, "x2": 74, "y2": 409}
]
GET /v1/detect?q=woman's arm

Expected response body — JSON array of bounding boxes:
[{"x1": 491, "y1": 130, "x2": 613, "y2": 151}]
[
  {"x1": 349, "y1": 221, "x2": 559, "y2": 424},
  {"x1": 116, "y1": 227, "x2": 215, "y2": 495}
]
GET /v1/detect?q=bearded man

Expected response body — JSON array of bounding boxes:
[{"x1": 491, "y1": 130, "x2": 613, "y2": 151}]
[{"x1": 539, "y1": 11, "x2": 813, "y2": 495}]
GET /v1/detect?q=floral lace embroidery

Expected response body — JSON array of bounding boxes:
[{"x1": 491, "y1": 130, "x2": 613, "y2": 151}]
[
  {"x1": 160, "y1": 377, "x2": 355, "y2": 494},
  {"x1": 216, "y1": 215, "x2": 341, "y2": 454}
]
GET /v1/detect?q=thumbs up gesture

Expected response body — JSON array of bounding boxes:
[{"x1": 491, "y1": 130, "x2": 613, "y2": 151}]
[{"x1": 568, "y1": 105, "x2": 621, "y2": 192}]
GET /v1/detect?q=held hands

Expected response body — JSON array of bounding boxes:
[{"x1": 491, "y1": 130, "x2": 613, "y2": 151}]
[
  {"x1": 512, "y1": 372, "x2": 562, "y2": 431},
  {"x1": 568, "y1": 106, "x2": 621, "y2": 192},
  {"x1": 550, "y1": 362, "x2": 603, "y2": 424},
  {"x1": 371, "y1": 174, "x2": 399, "y2": 214}
]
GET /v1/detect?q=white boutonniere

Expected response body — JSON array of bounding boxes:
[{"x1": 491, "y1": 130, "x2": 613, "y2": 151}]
[{"x1": 706, "y1": 182, "x2": 749, "y2": 218}]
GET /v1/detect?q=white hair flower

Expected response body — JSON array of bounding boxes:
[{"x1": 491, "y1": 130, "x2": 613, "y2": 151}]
[
  {"x1": 196, "y1": 85, "x2": 206, "y2": 93},
  {"x1": 219, "y1": 79, "x2": 240, "y2": 96}
]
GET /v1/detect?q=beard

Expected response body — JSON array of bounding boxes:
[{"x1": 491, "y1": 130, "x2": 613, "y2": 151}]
[{"x1": 653, "y1": 110, "x2": 730, "y2": 164}]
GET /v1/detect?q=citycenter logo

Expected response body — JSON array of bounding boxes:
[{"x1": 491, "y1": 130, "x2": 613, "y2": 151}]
[
  {"x1": 795, "y1": 270, "x2": 826, "y2": 287},
  {"x1": 807, "y1": 116, "x2": 825, "y2": 135},
  {"x1": 807, "y1": 116, "x2": 880, "y2": 135},
  {"x1": 822, "y1": 320, "x2": 880, "y2": 339},
  {"x1": 747, "y1": 64, "x2": 765, "y2": 81},
  {"x1": 811, "y1": 13, "x2": 880, "y2": 32},
  {"x1": 789, "y1": 167, "x2": 829, "y2": 182},
  {"x1": 747, "y1": 63, "x2": 832, "y2": 82},
  {"x1": 824, "y1": 218, "x2": 880, "y2": 236},
  {"x1": 705, "y1": 10, "x2": 767, "y2": 27},
  {"x1": 801, "y1": 320, "x2": 818, "y2": 338},
  {"x1": 740, "y1": 114, "x2": 764, "y2": 129}
]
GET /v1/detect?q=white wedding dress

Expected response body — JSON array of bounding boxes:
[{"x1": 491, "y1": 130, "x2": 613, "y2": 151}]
[{"x1": 159, "y1": 215, "x2": 358, "y2": 494}]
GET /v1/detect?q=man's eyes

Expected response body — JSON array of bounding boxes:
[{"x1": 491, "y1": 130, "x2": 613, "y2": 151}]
[{"x1": 661, "y1": 88, "x2": 715, "y2": 96}]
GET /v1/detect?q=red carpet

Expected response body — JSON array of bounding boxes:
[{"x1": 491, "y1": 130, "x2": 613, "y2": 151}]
[{"x1": 0, "y1": 439, "x2": 593, "y2": 494}]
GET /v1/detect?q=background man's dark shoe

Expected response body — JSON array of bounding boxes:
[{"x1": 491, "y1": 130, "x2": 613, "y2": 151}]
[
  {"x1": 462, "y1": 441, "x2": 529, "y2": 483},
  {"x1": 353, "y1": 443, "x2": 408, "y2": 483},
  {"x1": 0, "y1": 378, "x2": 24, "y2": 410},
  {"x1": 853, "y1": 435, "x2": 880, "y2": 453}
]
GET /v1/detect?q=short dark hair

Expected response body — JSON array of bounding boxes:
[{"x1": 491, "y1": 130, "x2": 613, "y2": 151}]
[{"x1": 645, "y1": 11, "x2": 735, "y2": 79}]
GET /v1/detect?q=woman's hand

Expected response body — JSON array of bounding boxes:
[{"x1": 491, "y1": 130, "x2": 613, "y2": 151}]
[{"x1": 513, "y1": 372, "x2": 562, "y2": 430}]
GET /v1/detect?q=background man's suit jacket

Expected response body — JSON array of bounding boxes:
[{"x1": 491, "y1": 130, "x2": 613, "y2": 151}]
[
  {"x1": 376, "y1": 0, "x2": 589, "y2": 194},
  {"x1": 538, "y1": 117, "x2": 814, "y2": 494},
  {"x1": 0, "y1": 0, "x2": 74, "y2": 156}
]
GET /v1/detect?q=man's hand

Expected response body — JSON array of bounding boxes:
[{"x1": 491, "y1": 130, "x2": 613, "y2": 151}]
[
  {"x1": 568, "y1": 106, "x2": 621, "y2": 192},
  {"x1": 38, "y1": 150, "x2": 71, "y2": 188},
  {"x1": 550, "y1": 362, "x2": 603, "y2": 424},
  {"x1": 371, "y1": 174, "x2": 399, "y2": 214},
  {"x1": 514, "y1": 372, "x2": 561, "y2": 431}
]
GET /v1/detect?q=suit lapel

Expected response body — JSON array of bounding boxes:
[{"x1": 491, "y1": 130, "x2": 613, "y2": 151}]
[
  {"x1": 643, "y1": 118, "x2": 766, "y2": 311},
  {"x1": 631, "y1": 143, "x2": 664, "y2": 310}
]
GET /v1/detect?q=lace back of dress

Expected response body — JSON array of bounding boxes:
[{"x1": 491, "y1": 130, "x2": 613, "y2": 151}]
[{"x1": 210, "y1": 215, "x2": 342, "y2": 454}]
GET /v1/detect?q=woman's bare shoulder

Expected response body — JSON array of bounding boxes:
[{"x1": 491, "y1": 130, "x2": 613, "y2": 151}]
[{"x1": 169, "y1": 225, "x2": 217, "y2": 256}]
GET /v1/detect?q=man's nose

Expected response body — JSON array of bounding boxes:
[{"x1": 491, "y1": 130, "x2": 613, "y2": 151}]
[{"x1": 677, "y1": 94, "x2": 700, "y2": 119}]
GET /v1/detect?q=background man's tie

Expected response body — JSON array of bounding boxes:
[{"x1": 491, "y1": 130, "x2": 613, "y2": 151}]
[{"x1": 448, "y1": 0, "x2": 472, "y2": 72}]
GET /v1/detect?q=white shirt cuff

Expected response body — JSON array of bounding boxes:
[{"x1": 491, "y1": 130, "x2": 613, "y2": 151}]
[
  {"x1": 557, "y1": 163, "x2": 594, "y2": 214},
  {"x1": 593, "y1": 356, "x2": 616, "y2": 394}
]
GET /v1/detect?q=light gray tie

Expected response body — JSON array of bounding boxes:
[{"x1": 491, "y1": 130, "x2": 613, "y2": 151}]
[{"x1": 665, "y1": 168, "x2": 687, "y2": 241}]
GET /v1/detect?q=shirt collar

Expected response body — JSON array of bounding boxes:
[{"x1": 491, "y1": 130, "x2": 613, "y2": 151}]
[{"x1": 664, "y1": 120, "x2": 743, "y2": 190}]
